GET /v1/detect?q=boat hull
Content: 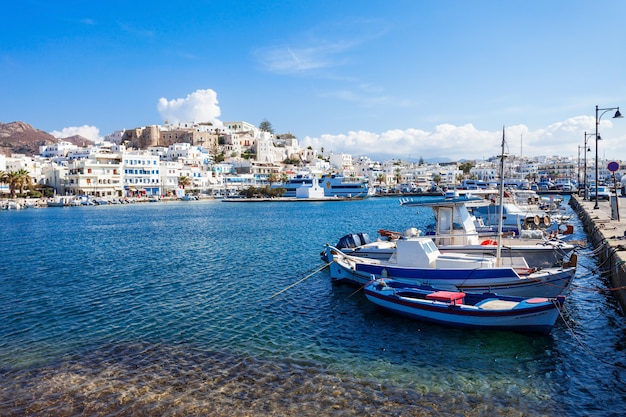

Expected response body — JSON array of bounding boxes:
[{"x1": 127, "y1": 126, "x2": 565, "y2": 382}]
[
  {"x1": 364, "y1": 281, "x2": 560, "y2": 334},
  {"x1": 335, "y1": 242, "x2": 574, "y2": 268},
  {"x1": 327, "y1": 250, "x2": 574, "y2": 298}
]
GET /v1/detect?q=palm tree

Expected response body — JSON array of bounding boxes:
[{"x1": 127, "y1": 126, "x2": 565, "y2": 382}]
[
  {"x1": 0, "y1": 170, "x2": 7, "y2": 195},
  {"x1": 178, "y1": 175, "x2": 191, "y2": 190},
  {"x1": 5, "y1": 171, "x2": 19, "y2": 198},
  {"x1": 267, "y1": 173, "x2": 279, "y2": 186},
  {"x1": 394, "y1": 168, "x2": 402, "y2": 186},
  {"x1": 15, "y1": 169, "x2": 32, "y2": 196},
  {"x1": 376, "y1": 174, "x2": 385, "y2": 185}
]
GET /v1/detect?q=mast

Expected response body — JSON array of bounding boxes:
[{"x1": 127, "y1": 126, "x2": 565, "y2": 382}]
[{"x1": 496, "y1": 126, "x2": 506, "y2": 265}]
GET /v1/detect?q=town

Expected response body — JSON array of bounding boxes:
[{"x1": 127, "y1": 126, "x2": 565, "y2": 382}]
[{"x1": 1, "y1": 119, "x2": 624, "y2": 203}]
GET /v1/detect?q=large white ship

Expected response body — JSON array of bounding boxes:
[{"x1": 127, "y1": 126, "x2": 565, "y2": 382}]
[{"x1": 272, "y1": 174, "x2": 370, "y2": 198}]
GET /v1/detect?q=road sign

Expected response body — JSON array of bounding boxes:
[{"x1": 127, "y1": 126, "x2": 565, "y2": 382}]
[{"x1": 608, "y1": 161, "x2": 620, "y2": 172}]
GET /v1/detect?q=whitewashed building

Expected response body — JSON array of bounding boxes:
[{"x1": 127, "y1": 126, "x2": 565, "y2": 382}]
[
  {"x1": 66, "y1": 152, "x2": 124, "y2": 197},
  {"x1": 123, "y1": 151, "x2": 161, "y2": 196}
]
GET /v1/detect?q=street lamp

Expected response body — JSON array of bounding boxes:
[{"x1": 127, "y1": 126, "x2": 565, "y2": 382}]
[
  {"x1": 577, "y1": 145, "x2": 585, "y2": 188},
  {"x1": 594, "y1": 105, "x2": 623, "y2": 209},
  {"x1": 583, "y1": 132, "x2": 594, "y2": 200}
]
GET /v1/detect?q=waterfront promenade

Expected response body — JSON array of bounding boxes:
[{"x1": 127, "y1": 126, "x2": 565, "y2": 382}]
[{"x1": 570, "y1": 194, "x2": 626, "y2": 312}]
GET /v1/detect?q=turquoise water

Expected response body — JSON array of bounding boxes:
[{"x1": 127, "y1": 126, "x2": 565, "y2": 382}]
[{"x1": 1, "y1": 197, "x2": 625, "y2": 416}]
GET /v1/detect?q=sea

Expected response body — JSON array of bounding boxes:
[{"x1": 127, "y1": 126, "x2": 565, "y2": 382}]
[{"x1": 1, "y1": 196, "x2": 625, "y2": 416}]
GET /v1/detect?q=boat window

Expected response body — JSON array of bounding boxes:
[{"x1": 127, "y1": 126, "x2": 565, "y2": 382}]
[{"x1": 422, "y1": 239, "x2": 438, "y2": 254}]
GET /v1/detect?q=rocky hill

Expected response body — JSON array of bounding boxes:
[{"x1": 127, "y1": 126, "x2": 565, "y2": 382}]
[{"x1": 0, "y1": 121, "x2": 88, "y2": 157}]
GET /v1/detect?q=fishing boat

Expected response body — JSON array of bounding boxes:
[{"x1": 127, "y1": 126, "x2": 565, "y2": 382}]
[
  {"x1": 325, "y1": 237, "x2": 576, "y2": 297},
  {"x1": 324, "y1": 195, "x2": 576, "y2": 268},
  {"x1": 363, "y1": 278, "x2": 565, "y2": 334}
]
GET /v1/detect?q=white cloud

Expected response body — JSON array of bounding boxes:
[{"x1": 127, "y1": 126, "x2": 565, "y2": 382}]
[
  {"x1": 157, "y1": 89, "x2": 222, "y2": 125},
  {"x1": 50, "y1": 125, "x2": 100, "y2": 141},
  {"x1": 256, "y1": 45, "x2": 338, "y2": 74},
  {"x1": 300, "y1": 116, "x2": 626, "y2": 161}
]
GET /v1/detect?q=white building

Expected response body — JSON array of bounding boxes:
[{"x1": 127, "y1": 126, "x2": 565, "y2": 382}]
[
  {"x1": 66, "y1": 152, "x2": 124, "y2": 197},
  {"x1": 329, "y1": 153, "x2": 356, "y2": 175},
  {"x1": 159, "y1": 160, "x2": 183, "y2": 195},
  {"x1": 123, "y1": 151, "x2": 161, "y2": 196},
  {"x1": 295, "y1": 177, "x2": 325, "y2": 199},
  {"x1": 39, "y1": 141, "x2": 79, "y2": 158}
]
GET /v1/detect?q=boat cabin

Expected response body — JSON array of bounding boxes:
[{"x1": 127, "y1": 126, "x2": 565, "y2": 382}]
[{"x1": 394, "y1": 238, "x2": 497, "y2": 269}]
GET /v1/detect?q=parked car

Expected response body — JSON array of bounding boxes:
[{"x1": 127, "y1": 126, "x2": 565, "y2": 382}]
[
  {"x1": 590, "y1": 186, "x2": 611, "y2": 201},
  {"x1": 537, "y1": 181, "x2": 553, "y2": 191}
]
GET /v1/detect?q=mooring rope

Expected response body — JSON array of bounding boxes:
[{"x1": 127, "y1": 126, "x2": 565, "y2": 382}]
[
  {"x1": 556, "y1": 299, "x2": 626, "y2": 369},
  {"x1": 270, "y1": 261, "x2": 332, "y2": 299}
]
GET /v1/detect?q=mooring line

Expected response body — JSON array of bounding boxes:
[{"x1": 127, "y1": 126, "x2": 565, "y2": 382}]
[{"x1": 270, "y1": 261, "x2": 332, "y2": 299}]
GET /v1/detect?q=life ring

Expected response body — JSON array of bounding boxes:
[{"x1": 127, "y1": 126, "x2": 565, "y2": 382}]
[{"x1": 481, "y1": 239, "x2": 497, "y2": 246}]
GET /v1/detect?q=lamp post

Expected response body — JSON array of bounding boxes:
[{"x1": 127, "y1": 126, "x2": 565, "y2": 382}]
[
  {"x1": 594, "y1": 105, "x2": 623, "y2": 209},
  {"x1": 577, "y1": 145, "x2": 585, "y2": 188},
  {"x1": 583, "y1": 132, "x2": 594, "y2": 200}
]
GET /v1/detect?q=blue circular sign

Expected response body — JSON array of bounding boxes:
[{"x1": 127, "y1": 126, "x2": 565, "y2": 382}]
[{"x1": 608, "y1": 161, "x2": 620, "y2": 172}]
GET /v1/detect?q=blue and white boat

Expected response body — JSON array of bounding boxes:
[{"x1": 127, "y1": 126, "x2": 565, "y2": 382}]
[
  {"x1": 325, "y1": 237, "x2": 576, "y2": 298},
  {"x1": 324, "y1": 195, "x2": 576, "y2": 269},
  {"x1": 364, "y1": 278, "x2": 564, "y2": 334},
  {"x1": 272, "y1": 174, "x2": 370, "y2": 198}
]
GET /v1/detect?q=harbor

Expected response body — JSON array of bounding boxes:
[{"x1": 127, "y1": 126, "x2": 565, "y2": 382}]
[{"x1": 1, "y1": 196, "x2": 625, "y2": 416}]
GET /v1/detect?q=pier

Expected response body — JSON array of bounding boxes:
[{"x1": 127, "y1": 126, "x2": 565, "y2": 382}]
[{"x1": 570, "y1": 195, "x2": 626, "y2": 312}]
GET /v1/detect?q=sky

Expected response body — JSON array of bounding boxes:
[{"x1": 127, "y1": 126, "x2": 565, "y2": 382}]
[{"x1": 1, "y1": 0, "x2": 626, "y2": 162}]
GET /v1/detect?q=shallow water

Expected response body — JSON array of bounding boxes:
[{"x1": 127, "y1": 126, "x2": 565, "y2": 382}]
[{"x1": 1, "y1": 197, "x2": 625, "y2": 416}]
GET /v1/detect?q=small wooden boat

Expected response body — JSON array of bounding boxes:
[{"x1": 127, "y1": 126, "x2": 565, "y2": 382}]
[{"x1": 364, "y1": 278, "x2": 565, "y2": 334}]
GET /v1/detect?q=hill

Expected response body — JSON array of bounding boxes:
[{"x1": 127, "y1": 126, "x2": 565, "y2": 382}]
[{"x1": 0, "y1": 121, "x2": 89, "y2": 157}]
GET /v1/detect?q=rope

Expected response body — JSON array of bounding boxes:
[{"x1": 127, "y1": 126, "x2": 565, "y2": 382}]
[
  {"x1": 556, "y1": 299, "x2": 626, "y2": 369},
  {"x1": 348, "y1": 279, "x2": 375, "y2": 298},
  {"x1": 270, "y1": 261, "x2": 332, "y2": 299}
]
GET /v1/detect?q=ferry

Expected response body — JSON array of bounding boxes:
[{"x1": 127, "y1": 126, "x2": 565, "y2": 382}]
[{"x1": 272, "y1": 174, "x2": 370, "y2": 198}]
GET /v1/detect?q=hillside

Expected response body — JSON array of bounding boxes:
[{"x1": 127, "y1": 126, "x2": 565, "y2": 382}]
[{"x1": 0, "y1": 121, "x2": 88, "y2": 157}]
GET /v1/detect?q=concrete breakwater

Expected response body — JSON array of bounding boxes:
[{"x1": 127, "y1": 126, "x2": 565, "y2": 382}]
[{"x1": 569, "y1": 195, "x2": 626, "y2": 312}]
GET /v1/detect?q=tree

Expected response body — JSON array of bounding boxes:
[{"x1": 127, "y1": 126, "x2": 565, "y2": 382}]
[
  {"x1": 3, "y1": 169, "x2": 31, "y2": 198},
  {"x1": 214, "y1": 152, "x2": 225, "y2": 163},
  {"x1": 282, "y1": 157, "x2": 300, "y2": 165},
  {"x1": 259, "y1": 119, "x2": 274, "y2": 134},
  {"x1": 0, "y1": 170, "x2": 6, "y2": 194},
  {"x1": 178, "y1": 175, "x2": 191, "y2": 189},
  {"x1": 458, "y1": 162, "x2": 474, "y2": 175},
  {"x1": 15, "y1": 169, "x2": 32, "y2": 195},
  {"x1": 376, "y1": 174, "x2": 385, "y2": 185},
  {"x1": 394, "y1": 168, "x2": 402, "y2": 185},
  {"x1": 267, "y1": 173, "x2": 279, "y2": 186},
  {"x1": 5, "y1": 171, "x2": 19, "y2": 198}
]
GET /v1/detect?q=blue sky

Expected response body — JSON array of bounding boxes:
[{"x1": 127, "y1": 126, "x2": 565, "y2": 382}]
[{"x1": 1, "y1": 0, "x2": 625, "y2": 162}]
